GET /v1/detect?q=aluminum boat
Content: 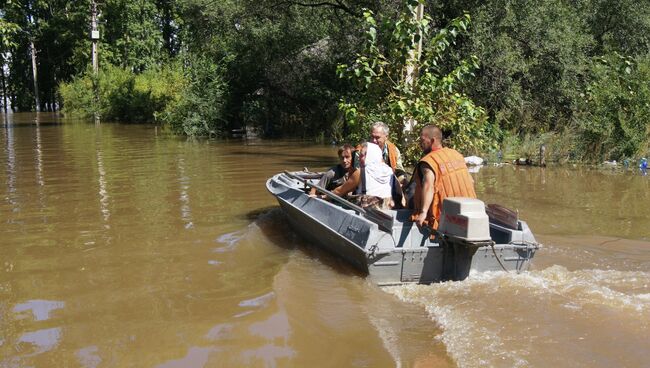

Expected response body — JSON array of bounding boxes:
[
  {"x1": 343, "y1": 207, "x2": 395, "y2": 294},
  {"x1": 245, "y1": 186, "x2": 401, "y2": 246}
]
[{"x1": 266, "y1": 171, "x2": 540, "y2": 285}]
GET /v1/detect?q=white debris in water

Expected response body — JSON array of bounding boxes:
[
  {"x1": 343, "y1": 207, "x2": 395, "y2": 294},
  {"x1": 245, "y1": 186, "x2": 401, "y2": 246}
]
[
  {"x1": 239, "y1": 291, "x2": 276, "y2": 308},
  {"x1": 213, "y1": 231, "x2": 245, "y2": 252}
]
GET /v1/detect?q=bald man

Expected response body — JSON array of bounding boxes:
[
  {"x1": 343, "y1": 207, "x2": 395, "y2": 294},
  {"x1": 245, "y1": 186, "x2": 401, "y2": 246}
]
[{"x1": 411, "y1": 125, "x2": 477, "y2": 231}]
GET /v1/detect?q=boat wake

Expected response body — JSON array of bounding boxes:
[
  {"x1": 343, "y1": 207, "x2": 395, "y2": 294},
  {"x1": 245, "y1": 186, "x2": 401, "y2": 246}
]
[{"x1": 385, "y1": 266, "x2": 650, "y2": 368}]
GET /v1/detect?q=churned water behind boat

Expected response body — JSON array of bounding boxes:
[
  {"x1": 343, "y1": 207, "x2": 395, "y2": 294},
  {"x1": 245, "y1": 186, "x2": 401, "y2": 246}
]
[{"x1": 386, "y1": 263, "x2": 650, "y2": 368}]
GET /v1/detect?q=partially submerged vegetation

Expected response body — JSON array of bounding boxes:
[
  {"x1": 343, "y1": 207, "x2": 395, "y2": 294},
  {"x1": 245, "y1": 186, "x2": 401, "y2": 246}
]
[{"x1": 2, "y1": 0, "x2": 650, "y2": 162}]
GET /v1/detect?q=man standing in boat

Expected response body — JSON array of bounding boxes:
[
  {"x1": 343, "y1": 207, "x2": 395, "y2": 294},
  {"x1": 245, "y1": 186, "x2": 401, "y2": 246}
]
[{"x1": 411, "y1": 125, "x2": 477, "y2": 231}]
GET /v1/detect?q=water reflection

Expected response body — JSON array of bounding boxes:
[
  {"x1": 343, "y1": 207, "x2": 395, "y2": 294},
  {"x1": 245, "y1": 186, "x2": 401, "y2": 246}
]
[
  {"x1": 248, "y1": 311, "x2": 291, "y2": 341},
  {"x1": 238, "y1": 292, "x2": 275, "y2": 308},
  {"x1": 241, "y1": 344, "x2": 296, "y2": 366},
  {"x1": 18, "y1": 327, "x2": 62, "y2": 355},
  {"x1": 33, "y1": 120, "x2": 48, "y2": 223},
  {"x1": 213, "y1": 231, "x2": 244, "y2": 253},
  {"x1": 34, "y1": 119, "x2": 44, "y2": 188},
  {"x1": 177, "y1": 156, "x2": 194, "y2": 229},
  {"x1": 204, "y1": 323, "x2": 233, "y2": 341},
  {"x1": 4, "y1": 118, "x2": 19, "y2": 214},
  {"x1": 467, "y1": 164, "x2": 482, "y2": 173},
  {"x1": 156, "y1": 347, "x2": 219, "y2": 368},
  {"x1": 76, "y1": 346, "x2": 102, "y2": 368},
  {"x1": 13, "y1": 300, "x2": 64, "y2": 321},
  {"x1": 96, "y1": 143, "x2": 110, "y2": 227}
]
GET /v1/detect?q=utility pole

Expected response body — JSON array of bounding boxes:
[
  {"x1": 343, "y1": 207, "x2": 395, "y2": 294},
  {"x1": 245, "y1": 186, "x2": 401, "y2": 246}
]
[
  {"x1": 91, "y1": 0, "x2": 100, "y2": 123},
  {"x1": 91, "y1": 0, "x2": 99, "y2": 75}
]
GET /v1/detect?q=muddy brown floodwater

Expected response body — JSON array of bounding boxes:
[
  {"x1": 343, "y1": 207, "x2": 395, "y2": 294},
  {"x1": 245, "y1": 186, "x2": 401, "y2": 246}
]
[{"x1": 1, "y1": 113, "x2": 649, "y2": 367}]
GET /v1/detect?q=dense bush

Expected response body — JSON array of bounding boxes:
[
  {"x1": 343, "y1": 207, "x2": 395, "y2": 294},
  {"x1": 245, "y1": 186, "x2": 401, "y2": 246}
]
[
  {"x1": 501, "y1": 131, "x2": 578, "y2": 164},
  {"x1": 157, "y1": 56, "x2": 229, "y2": 137},
  {"x1": 60, "y1": 64, "x2": 185, "y2": 123},
  {"x1": 573, "y1": 53, "x2": 650, "y2": 161}
]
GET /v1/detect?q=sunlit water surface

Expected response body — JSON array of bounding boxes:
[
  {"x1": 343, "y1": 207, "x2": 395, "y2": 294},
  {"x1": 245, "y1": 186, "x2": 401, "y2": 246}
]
[{"x1": 1, "y1": 113, "x2": 648, "y2": 367}]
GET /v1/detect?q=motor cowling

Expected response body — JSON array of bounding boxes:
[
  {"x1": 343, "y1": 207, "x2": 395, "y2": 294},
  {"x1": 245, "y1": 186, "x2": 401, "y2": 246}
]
[
  {"x1": 438, "y1": 197, "x2": 491, "y2": 242},
  {"x1": 438, "y1": 198, "x2": 493, "y2": 281}
]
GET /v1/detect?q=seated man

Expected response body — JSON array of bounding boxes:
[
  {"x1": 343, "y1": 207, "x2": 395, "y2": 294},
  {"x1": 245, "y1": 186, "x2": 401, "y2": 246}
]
[
  {"x1": 346, "y1": 142, "x2": 394, "y2": 209},
  {"x1": 310, "y1": 144, "x2": 357, "y2": 196},
  {"x1": 364, "y1": 121, "x2": 407, "y2": 182},
  {"x1": 314, "y1": 143, "x2": 397, "y2": 210},
  {"x1": 355, "y1": 121, "x2": 406, "y2": 184}
]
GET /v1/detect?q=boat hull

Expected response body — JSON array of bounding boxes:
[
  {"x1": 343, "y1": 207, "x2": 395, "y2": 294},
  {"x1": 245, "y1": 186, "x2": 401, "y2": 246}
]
[{"x1": 267, "y1": 172, "x2": 539, "y2": 285}]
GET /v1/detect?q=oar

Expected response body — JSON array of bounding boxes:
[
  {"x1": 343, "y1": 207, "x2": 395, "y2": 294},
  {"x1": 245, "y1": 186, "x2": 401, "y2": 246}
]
[{"x1": 283, "y1": 171, "x2": 394, "y2": 232}]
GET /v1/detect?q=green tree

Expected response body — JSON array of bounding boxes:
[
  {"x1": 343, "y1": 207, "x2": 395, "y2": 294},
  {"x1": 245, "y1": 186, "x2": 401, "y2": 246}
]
[
  {"x1": 158, "y1": 56, "x2": 228, "y2": 136},
  {"x1": 101, "y1": 0, "x2": 166, "y2": 71},
  {"x1": 176, "y1": 0, "x2": 376, "y2": 136},
  {"x1": 586, "y1": 0, "x2": 650, "y2": 56},
  {"x1": 463, "y1": 0, "x2": 592, "y2": 134},
  {"x1": 1, "y1": 0, "x2": 95, "y2": 111},
  {"x1": 338, "y1": 1, "x2": 496, "y2": 162},
  {"x1": 60, "y1": 62, "x2": 185, "y2": 123},
  {"x1": 574, "y1": 53, "x2": 650, "y2": 161},
  {"x1": 0, "y1": 15, "x2": 20, "y2": 111}
]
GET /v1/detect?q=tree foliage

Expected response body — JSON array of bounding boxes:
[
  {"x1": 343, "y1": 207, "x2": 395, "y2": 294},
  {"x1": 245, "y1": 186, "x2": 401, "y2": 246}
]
[
  {"x1": 574, "y1": 53, "x2": 650, "y2": 160},
  {"x1": 466, "y1": 0, "x2": 592, "y2": 133},
  {"x1": 157, "y1": 56, "x2": 229, "y2": 136},
  {"x1": 59, "y1": 63, "x2": 185, "y2": 123},
  {"x1": 2, "y1": 0, "x2": 650, "y2": 160},
  {"x1": 337, "y1": 2, "x2": 497, "y2": 163}
]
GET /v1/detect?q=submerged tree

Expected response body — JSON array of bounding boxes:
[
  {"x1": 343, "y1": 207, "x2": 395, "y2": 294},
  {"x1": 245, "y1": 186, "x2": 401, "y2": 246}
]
[{"x1": 0, "y1": 16, "x2": 20, "y2": 111}]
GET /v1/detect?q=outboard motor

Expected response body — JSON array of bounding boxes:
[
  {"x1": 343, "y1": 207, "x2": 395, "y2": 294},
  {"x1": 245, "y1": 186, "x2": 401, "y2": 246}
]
[{"x1": 437, "y1": 198, "x2": 494, "y2": 281}]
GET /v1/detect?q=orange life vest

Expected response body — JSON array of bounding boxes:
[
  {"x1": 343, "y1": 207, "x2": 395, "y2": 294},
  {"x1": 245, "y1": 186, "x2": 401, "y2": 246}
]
[
  {"x1": 411, "y1": 147, "x2": 476, "y2": 230},
  {"x1": 385, "y1": 141, "x2": 399, "y2": 172}
]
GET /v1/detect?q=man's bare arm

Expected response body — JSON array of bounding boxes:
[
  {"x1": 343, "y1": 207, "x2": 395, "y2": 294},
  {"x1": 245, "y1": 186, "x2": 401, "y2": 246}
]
[
  {"x1": 332, "y1": 169, "x2": 360, "y2": 197},
  {"x1": 416, "y1": 166, "x2": 435, "y2": 227}
]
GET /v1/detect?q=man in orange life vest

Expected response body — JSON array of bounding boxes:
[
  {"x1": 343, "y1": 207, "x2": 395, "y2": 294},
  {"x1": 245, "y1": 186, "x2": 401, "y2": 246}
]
[{"x1": 411, "y1": 125, "x2": 477, "y2": 231}]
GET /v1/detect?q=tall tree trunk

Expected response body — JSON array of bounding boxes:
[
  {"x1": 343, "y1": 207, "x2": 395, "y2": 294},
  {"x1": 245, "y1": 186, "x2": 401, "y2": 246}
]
[
  {"x1": 158, "y1": 1, "x2": 175, "y2": 56},
  {"x1": 50, "y1": 74, "x2": 57, "y2": 111},
  {"x1": 0, "y1": 54, "x2": 7, "y2": 112},
  {"x1": 30, "y1": 40, "x2": 40, "y2": 112},
  {"x1": 403, "y1": 3, "x2": 424, "y2": 134},
  {"x1": 26, "y1": 1, "x2": 41, "y2": 112},
  {"x1": 404, "y1": 3, "x2": 424, "y2": 87}
]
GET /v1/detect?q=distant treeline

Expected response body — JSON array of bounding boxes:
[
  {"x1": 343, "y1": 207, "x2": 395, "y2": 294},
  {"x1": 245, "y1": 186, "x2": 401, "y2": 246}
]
[{"x1": 1, "y1": 0, "x2": 649, "y2": 162}]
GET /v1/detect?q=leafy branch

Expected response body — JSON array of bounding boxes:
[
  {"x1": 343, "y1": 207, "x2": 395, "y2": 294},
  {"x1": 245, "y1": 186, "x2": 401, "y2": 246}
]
[{"x1": 337, "y1": 2, "x2": 498, "y2": 163}]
